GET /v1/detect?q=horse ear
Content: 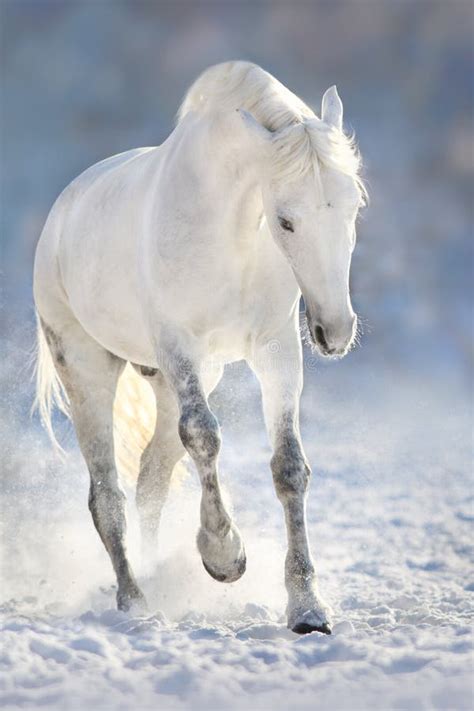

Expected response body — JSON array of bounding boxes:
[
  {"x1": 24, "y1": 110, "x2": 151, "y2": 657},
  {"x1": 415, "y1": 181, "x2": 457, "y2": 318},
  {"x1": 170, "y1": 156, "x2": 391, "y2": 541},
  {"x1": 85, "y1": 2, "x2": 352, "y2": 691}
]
[
  {"x1": 321, "y1": 85, "x2": 343, "y2": 131},
  {"x1": 237, "y1": 109, "x2": 272, "y2": 146}
]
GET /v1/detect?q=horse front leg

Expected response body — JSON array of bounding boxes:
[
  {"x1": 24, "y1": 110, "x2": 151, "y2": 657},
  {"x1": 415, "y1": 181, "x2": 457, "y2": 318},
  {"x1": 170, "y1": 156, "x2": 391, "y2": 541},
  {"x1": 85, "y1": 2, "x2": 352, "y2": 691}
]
[
  {"x1": 271, "y1": 415, "x2": 332, "y2": 634},
  {"x1": 251, "y1": 330, "x2": 332, "y2": 634},
  {"x1": 164, "y1": 351, "x2": 246, "y2": 583}
]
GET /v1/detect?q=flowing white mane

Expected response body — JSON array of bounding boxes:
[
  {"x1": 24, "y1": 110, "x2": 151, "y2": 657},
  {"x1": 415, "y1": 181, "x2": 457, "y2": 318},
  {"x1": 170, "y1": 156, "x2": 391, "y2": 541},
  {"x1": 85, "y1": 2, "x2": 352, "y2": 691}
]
[{"x1": 179, "y1": 60, "x2": 365, "y2": 195}]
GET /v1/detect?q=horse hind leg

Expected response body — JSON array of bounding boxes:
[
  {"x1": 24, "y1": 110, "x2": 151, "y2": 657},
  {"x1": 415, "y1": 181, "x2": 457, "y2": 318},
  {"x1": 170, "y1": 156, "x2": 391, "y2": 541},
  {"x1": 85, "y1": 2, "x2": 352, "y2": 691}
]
[
  {"x1": 134, "y1": 368, "x2": 185, "y2": 561},
  {"x1": 41, "y1": 316, "x2": 147, "y2": 613}
]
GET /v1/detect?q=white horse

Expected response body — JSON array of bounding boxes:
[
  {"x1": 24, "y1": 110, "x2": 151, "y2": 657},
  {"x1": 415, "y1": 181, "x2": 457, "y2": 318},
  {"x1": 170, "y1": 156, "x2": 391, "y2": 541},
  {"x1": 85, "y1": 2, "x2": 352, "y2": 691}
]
[{"x1": 33, "y1": 61, "x2": 365, "y2": 634}]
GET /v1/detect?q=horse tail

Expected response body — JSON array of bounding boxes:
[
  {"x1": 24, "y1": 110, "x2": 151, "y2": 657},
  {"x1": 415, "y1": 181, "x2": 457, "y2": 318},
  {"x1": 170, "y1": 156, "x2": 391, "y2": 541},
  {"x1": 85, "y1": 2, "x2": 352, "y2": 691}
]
[
  {"x1": 32, "y1": 312, "x2": 70, "y2": 454},
  {"x1": 113, "y1": 364, "x2": 188, "y2": 486},
  {"x1": 113, "y1": 363, "x2": 156, "y2": 484}
]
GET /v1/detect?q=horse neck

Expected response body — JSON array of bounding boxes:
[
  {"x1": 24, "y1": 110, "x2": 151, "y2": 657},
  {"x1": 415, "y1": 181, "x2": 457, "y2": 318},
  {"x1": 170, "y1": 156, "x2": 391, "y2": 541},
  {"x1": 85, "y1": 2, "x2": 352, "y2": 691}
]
[
  {"x1": 201, "y1": 112, "x2": 266, "y2": 249},
  {"x1": 171, "y1": 111, "x2": 270, "y2": 258},
  {"x1": 227, "y1": 171, "x2": 264, "y2": 249}
]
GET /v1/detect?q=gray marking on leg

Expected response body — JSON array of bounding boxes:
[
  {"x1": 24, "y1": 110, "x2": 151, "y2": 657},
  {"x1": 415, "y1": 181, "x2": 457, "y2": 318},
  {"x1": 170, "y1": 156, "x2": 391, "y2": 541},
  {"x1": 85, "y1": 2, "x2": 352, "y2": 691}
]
[
  {"x1": 271, "y1": 413, "x2": 311, "y2": 500},
  {"x1": 170, "y1": 357, "x2": 245, "y2": 582},
  {"x1": 41, "y1": 319, "x2": 66, "y2": 366},
  {"x1": 177, "y1": 371, "x2": 221, "y2": 463},
  {"x1": 140, "y1": 366, "x2": 158, "y2": 377}
]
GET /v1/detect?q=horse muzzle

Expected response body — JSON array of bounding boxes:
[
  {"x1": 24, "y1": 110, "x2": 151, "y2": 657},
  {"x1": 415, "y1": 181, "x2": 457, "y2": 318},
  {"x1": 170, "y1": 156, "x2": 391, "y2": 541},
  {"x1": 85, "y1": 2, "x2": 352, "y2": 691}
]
[{"x1": 307, "y1": 312, "x2": 357, "y2": 358}]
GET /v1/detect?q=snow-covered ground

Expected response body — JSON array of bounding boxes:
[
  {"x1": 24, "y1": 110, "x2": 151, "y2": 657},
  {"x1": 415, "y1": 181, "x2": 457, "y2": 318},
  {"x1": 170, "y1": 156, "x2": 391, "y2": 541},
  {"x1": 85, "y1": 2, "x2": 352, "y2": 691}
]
[{"x1": 1, "y1": 360, "x2": 472, "y2": 710}]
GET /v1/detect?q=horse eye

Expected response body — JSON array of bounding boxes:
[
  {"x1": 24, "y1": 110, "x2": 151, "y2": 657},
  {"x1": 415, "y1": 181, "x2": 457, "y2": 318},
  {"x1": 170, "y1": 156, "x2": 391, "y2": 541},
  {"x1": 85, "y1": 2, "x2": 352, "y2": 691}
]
[{"x1": 278, "y1": 217, "x2": 294, "y2": 232}]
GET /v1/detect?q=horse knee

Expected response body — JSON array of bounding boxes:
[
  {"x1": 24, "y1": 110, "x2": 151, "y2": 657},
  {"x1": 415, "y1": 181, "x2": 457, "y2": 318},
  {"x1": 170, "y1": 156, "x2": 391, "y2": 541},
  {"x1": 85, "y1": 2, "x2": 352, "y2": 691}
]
[
  {"x1": 178, "y1": 405, "x2": 220, "y2": 463},
  {"x1": 271, "y1": 440, "x2": 311, "y2": 500}
]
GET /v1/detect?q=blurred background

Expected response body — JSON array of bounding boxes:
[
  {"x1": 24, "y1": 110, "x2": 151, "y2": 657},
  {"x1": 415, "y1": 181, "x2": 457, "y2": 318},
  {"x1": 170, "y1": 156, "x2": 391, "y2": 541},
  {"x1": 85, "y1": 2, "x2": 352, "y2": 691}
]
[
  {"x1": 0, "y1": 1, "x2": 472, "y2": 613},
  {"x1": 2, "y1": 0, "x2": 472, "y2": 401}
]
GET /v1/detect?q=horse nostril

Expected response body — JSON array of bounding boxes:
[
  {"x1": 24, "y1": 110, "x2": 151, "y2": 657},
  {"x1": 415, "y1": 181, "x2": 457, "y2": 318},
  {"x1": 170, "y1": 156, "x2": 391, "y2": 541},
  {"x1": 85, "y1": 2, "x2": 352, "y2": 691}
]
[{"x1": 314, "y1": 324, "x2": 329, "y2": 350}]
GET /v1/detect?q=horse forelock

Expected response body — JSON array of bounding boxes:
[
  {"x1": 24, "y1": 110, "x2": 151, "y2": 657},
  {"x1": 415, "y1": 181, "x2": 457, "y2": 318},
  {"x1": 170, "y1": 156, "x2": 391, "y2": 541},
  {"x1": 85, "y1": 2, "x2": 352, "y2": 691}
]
[{"x1": 178, "y1": 60, "x2": 366, "y2": 200}]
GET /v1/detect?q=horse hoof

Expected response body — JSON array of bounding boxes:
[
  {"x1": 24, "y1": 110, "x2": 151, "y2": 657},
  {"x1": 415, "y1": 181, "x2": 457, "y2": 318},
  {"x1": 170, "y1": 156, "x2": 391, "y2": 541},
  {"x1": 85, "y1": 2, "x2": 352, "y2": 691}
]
[
  {"x1": 292, "y1": 621, "x2": 332, "y2": 635},
  {"x1": 198, "y1": 523, "x2": 246, "y2": 583},
  {"x1": 202, "y1": 553, "x2": 246, "y2": 583},
  {"x1": 288, "y1": 600, "x2": 332, "y2": 635},
  {"x1": 116, "y1": 587, "x2": 148, "y2": 615}
]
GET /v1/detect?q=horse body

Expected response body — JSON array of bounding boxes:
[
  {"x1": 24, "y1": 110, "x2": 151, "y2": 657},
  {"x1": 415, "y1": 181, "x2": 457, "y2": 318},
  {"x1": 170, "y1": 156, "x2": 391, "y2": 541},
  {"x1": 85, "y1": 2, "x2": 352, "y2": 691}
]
[
  {"x1": 34, "y1": 61, "x2": 365, "y2": 633},
  {"x1": 35, "y1": 111, "x2": 297, "y2": 368}
]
